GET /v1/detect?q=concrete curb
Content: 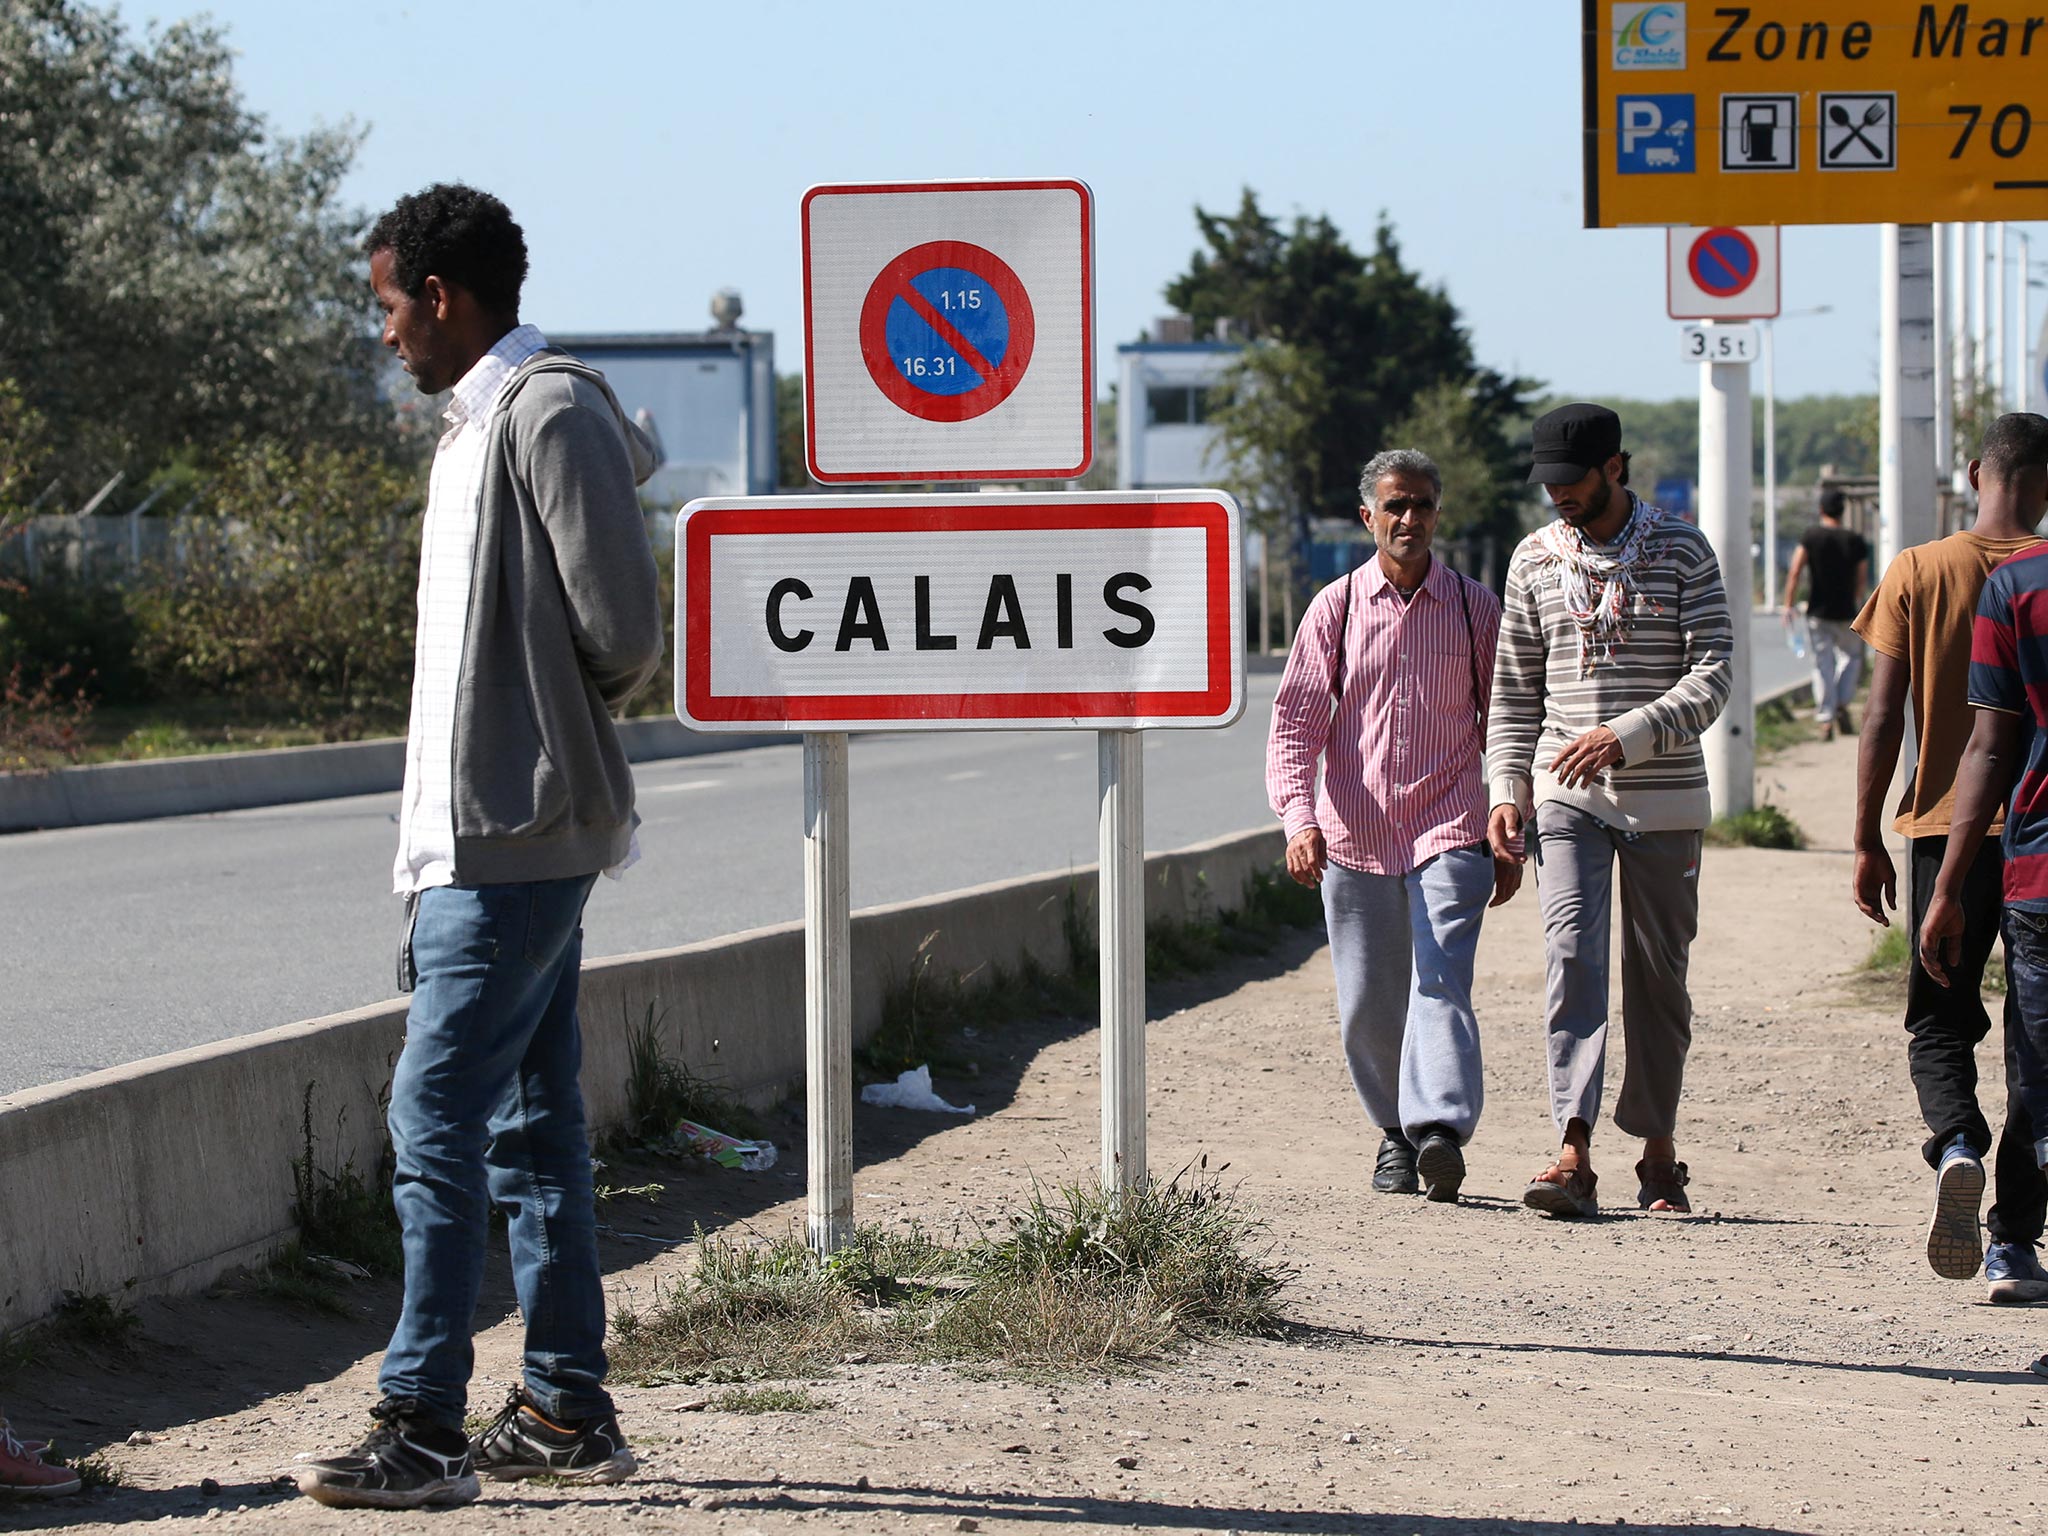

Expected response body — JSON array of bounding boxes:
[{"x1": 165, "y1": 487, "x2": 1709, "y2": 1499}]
[
  {"x1": 0, "y1": 825, "x2": 1286, "y2": 1335},
  {"x1": 0, "y1": 717, "x2": 789, "y2": 834}
]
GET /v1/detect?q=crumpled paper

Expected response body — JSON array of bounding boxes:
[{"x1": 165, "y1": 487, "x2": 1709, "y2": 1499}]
[{"x1": 859, "y1": 1065, "x2": 975, "y2": 1116}]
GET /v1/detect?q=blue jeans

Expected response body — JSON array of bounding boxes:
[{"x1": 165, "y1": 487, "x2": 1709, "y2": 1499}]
[
  {"x1": 379, "y1": 875, "x2": 610, "y2": 1430},
  {"x1": 1996, "y1": 906, "x2": 2048, "y2": 1172}
]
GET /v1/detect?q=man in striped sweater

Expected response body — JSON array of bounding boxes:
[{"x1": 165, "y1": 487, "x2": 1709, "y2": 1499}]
[{"x1": 1486, "y1": 403, "x2": 1733, "y2": 1218}]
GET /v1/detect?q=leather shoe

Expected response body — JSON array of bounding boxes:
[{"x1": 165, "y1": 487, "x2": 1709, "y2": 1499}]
[{"x1": 1372, "y1": 1132, "x2": 1418, "y2": 1195}]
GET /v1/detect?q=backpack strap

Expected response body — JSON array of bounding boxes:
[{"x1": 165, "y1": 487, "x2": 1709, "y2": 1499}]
[{"x1": 1330, "y1": 567, "x2": 1359, "y2": 702}]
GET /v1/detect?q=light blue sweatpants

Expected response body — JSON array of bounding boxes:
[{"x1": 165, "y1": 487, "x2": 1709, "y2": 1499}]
[{"x1": 1320, "y1": 844, "x2": 1494, "y2": 1146}]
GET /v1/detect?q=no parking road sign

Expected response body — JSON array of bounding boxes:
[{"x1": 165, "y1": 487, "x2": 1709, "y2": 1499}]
[
  {"x1": 803, "y1": 179, "x2": 1093, "y2": 483},
  {"x1": 1667, "y1": 225, "x2": 1779, "y2": 321},
  {"x1": 674, "y1": 491, "x2": 1242, "y2": 732}
]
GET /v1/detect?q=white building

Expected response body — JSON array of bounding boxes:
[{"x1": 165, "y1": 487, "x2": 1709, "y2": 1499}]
[
  {"x1": 1115, "y1": 337, "x2": 1239, "y2": 490},
  {"x1": 552, "y1": 322, "x2": 775, "y2": 506}
]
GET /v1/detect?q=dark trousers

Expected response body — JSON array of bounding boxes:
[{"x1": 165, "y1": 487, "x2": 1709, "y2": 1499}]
[{"x1": 1907, "y1": 836, "x2": 2047, "y2": 1246}]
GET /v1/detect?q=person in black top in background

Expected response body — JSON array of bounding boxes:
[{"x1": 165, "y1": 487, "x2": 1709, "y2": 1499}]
[{"x1": 1783, "y1": 487, "x2": 1872, "y2": 740}]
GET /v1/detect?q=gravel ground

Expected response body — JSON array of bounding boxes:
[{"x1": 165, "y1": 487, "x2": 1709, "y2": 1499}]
[{"x1": 5, "y1": 727, "x2": 2046, "y2": 1535}]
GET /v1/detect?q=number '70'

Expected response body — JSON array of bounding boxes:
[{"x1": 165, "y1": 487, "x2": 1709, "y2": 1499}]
[{"x1": 1948, "y1": 104, "x2": 2033, "y2": 159}]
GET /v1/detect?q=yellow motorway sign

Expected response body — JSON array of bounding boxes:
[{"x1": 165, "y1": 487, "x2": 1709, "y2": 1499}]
[{"x1": 1584, "y1": 2, "x2": 2048, "y2": 226}]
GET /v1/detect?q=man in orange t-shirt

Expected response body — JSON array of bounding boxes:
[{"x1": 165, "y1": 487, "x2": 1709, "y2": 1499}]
[{"x1": 1853, "y1": 433, "x2": 2048, "y2": 1300}]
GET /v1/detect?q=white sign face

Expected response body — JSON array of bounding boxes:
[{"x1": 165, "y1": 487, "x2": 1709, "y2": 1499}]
[
  {"x1": 675, "y1": 492, "x2": 1242, "y2": 732},
  {"x1": 802, "y1": 179, "x2": 1093, "y2": 484},
  {"x1": 1681, "y1": 322, "x2": 1760, "y2": 365},
  {"x1": 1666, "y1": 224, "x2": 1780, "y2": 321}
]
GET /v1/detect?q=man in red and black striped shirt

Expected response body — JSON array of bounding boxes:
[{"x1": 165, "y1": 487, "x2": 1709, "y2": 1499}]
[{"x1": 1920, "y1": 414, "x2": 2048, "y2": 1343}]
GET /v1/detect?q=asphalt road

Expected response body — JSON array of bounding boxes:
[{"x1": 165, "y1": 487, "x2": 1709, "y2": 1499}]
[{"x1": 2, "y1": 614, "x2": 1808, "y2": 1097}]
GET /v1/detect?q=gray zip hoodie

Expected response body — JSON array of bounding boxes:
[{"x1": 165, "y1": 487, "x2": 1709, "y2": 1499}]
[{"x1": 448, "y1": 349, "x2": 665, "y2": 883}]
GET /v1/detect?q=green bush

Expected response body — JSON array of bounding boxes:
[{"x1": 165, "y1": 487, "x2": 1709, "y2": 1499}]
[
  {"x1": 0, "y1": 575, "x2": 146, "y2": 704},
  {"x1": 1705, "y1": 803, "x2": 1804, "y2": 849},
  {"x1": 131, "y1": 442, "x2": 421, "y2": 739}
]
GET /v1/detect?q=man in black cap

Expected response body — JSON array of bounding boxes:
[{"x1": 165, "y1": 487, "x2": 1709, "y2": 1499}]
[{"x1": 1486, "y1": 403, "x2": 1733, "y2": 1217}]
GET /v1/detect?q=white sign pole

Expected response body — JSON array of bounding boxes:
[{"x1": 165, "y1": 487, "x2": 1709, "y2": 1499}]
[
  {"x1": 1762, "y1": 319, "x2": 1777, "y2": 608},
  {"x1": 1879, "y1": 225, "x2": 1939, "y2": 572},
  {"x1": 803, "y1": 731, "x2": 854, "y2": 1253},
  {"x1": 1699, "y1": 324, "x2": 1755, "y2": 820},
  {"x1": 1097, "y1": 728, "x2": 1146, "y2": 1190}
]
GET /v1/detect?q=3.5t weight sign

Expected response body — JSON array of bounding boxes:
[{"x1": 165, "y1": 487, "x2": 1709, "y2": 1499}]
[{"x1": 860, "y1": 241, "x2": 1035, "y2": 422}]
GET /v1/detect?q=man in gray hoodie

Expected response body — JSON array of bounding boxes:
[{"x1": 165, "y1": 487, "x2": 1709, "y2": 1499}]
[{"x1": 300, "y1": 185, "x2": 664, "y2": 1511}]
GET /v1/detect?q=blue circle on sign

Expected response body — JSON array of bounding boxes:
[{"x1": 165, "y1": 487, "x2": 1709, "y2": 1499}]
[
  {"x1": 883, "y1": 266, "x2": 1013, "y2": 397},
  {"x1": 1688, "y1": 227, "x2": 1759, "y2": 299}
]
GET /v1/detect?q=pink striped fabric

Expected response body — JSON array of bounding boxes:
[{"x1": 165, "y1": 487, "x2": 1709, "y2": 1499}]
[{"x1": 1266, "y1": 555, "x2": 1501, "y2": 876}]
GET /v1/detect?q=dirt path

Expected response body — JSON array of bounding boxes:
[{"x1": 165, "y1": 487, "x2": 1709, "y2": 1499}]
[{"x1": 8, "y1": 729, "x2": 2046, "y2": 1535}]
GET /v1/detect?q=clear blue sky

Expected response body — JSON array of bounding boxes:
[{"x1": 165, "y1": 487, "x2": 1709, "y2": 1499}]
[{"x1": 140, "y1": 0, "x2": 2047, "y2": 407}]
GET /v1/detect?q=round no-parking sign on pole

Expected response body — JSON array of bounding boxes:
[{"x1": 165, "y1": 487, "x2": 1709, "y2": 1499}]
[
  {"x1": 1667, "y1": 224, "x2": 1780, "y2": 321},
  {"x1": 803, "y1": 179, "x2": 1093, "y2": 483}
]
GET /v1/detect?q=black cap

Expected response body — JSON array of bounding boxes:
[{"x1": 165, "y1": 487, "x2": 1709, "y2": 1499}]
[{"x1": 1527, "y1": 403, "x2": 1623, "y2": 485}]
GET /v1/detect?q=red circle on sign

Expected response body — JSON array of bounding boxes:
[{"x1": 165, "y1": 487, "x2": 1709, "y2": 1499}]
[
  {"x1": 1687, "y1": 227, "x2": 1760, "y2": 299},
  {"x1": 859, "y1": 241, "x2": 1036, "y2": 422}
]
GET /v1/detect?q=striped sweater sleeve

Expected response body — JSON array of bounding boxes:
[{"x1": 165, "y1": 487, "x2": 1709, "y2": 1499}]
[
  {"x1": 1485, "y1": 547, "x2": 1547, "y2": 814},
  {"x1": 1603, "y1": 527, "x2": 1733, "y2": 766}
]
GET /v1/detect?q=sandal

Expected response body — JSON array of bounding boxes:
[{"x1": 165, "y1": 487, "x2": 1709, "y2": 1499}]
[
  {"x1": 1636, "y1": 1158, "x2": 1691, "y2": 1213},
  {"x1": 1523, "y1": 1159, "x2": 1599, "y2": 1219}
]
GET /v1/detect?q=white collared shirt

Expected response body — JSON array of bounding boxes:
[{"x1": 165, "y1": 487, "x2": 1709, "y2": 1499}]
[{"x1": 391, "y1": 324, "x2": 548, "y2": 895}]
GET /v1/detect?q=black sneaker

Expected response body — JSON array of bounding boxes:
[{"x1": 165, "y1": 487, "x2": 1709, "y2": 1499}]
[
  {"x1": 1372, "y1": 1132, "x2": 1419, "y2": 1195},
  {"x1": 296, "y1": 1398, "x2": 480, "y2": 1509},
  {"x1": 471, "y1": 1388, "x2": 636, "y2": 1485}
]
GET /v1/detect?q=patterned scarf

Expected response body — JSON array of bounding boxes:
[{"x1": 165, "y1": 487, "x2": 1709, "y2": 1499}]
[{"x1": 1530, "y1": 495, "x2": 1668, "y2": 675}]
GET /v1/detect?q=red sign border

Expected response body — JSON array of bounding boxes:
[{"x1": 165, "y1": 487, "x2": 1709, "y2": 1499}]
[
  {"x1": 859, "y1": 240, "x2": 1037, "y2": 422},
  {"x1": 678, "y1": 495, "x2": 1238, "y2": 730},
  {"x1": 801, "y1": 178, "x2": 1094, "y2": 484}
]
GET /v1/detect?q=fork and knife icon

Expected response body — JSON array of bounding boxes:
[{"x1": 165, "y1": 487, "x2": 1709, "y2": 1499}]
[{"x1": 1827, "y1": 100, "x2": 1888, "y2": 159}]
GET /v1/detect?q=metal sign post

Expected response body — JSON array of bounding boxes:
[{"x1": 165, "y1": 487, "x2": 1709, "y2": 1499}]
[
  {"x1": 1097, "y1": 729, "x2": 1145, "y2": 1189},
  {"x1": 803, "y1": 732, "x2": 853, "y2": 1253},
  {"x1": 1697, "y1": 323, "x2": 1755, "y2": 820}
]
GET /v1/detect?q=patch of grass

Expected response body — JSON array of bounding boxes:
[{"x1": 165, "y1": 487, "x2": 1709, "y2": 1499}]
[
  {"x1": 609, "y1": 1165, "x2": 1293, "y2": 1385},
  {"x1": 1863, "y1": 925, "x2": 1910, "y2": 976},
  {"x1": 1859, "y1": 922, "x2": 2005, "y2": 993},
  {"x1": 59, "y1": 1450, "x2": 126, "y2": 1491},
  {"x1": 1705, "y1": 803, "x2": 1805, "y2": 849},
  {"x1": 291, "y1": 1083, "x2": 403, "y2": 1278},
  {"x1": 614, "y1": 1004, "x2": 763, "y2": 1149},
  {"x1": 53, "y1": 1289, "x2": 139, "y2": 1351},
  {"x1": 1753, "y1": 691, "x2": 1815, "y2": 760},
  {"x1": 610, "y1": 1228, "x2": 862, "y2": 1385},
  {"x1": 711, "y1": 1385, "x2": 828, "y2": 1414}
]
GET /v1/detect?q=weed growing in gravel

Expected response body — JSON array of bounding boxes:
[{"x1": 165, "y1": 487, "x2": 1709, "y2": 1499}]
[
  {"x1": 615, "y1": 1003, "x2": 763, "y2": 1149},
  {"x1": 60, "y1": 1450, "x2": 126, "y2": 1490},
  {"x1": 246, "y1": 1242, "x2": 353, "y2": 1317},
  {"x1": 712, "y1": 1385, "x2": 829, "y2": 1414},
  {"x1": 608, "y1": 1165, "x2": 1292, "y2": 1384},
  {"x1": 1860, "y1": 922, "x2": 2004, "y2": 993},
  {"x1": 53, "y1": 1289, "x2": 139, "y2": 1350},
  {"x1": 291, "y1": 1083, "x2": 403, "y2": 1277},
  {"x1": 1705, "y1": 803, "x2": 1805, "y2": 849}
]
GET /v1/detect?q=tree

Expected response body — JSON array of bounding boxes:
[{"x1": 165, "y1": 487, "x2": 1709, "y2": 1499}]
[
  {"x1": 0, "y1": 1, "x2": 393, "y2": 501},
  {"x1": 131, "y1": 443, "x2": 421, "y2": 739},
  {"x1": 1166, "y1": 190, "x2": 1536, "y2": 558}
]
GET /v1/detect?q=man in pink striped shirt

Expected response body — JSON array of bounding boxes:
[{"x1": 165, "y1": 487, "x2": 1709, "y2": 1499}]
[{"x1": 1267, "y1": 449, "x2": 1517, "y2": 1203}]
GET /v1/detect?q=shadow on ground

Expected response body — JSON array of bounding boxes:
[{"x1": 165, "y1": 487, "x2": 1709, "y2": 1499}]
[{"x1": 0, "y1": 931, "x2": 1328, "y2": 1468}]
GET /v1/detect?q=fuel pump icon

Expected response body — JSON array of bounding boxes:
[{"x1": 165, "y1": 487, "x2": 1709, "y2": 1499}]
[{"x1": 1739, "y1": 101, "x2": 1781, "y2": 164}]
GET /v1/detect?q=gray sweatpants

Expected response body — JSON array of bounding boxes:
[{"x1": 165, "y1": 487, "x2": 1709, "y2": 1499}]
[
  {"x1": 1531, "y1": 801, "x2": 1702, "y2": 1141},
  {"x1": 1320, "y1": 845, "x2": 1494, "y2": 1146}
]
